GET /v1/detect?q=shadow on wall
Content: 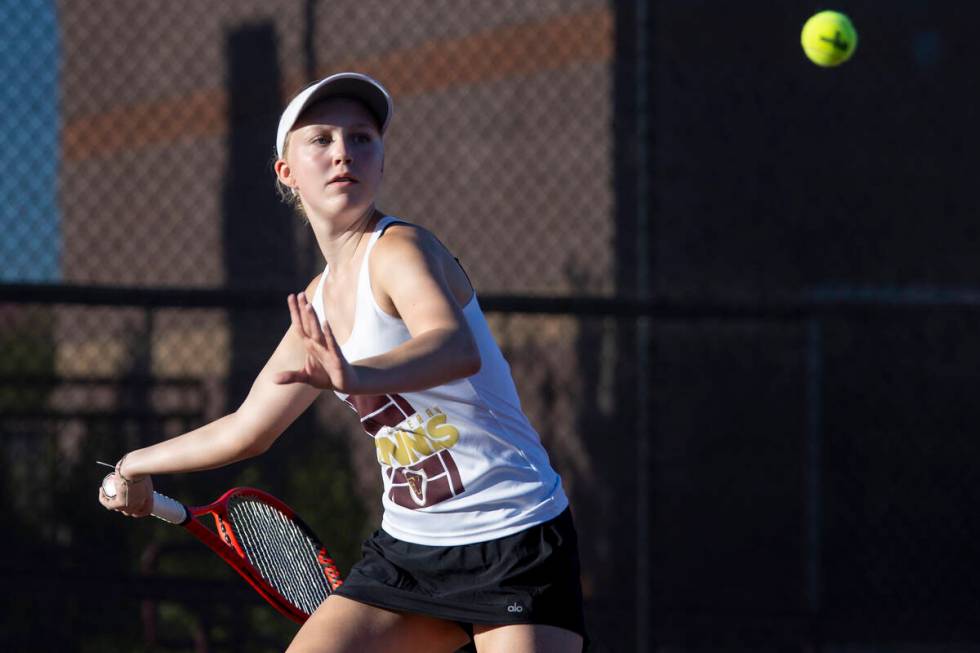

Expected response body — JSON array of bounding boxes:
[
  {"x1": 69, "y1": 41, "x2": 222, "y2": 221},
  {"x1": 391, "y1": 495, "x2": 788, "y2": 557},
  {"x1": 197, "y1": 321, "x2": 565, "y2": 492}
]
[{"x1": 222, "y1": 22, "x2": 299, "y2": 415}]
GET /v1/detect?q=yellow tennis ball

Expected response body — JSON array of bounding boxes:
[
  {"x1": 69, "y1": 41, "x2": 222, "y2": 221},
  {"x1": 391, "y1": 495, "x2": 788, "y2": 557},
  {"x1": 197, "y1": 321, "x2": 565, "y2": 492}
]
[{"x1": 801, "y1": 10, "x2": 858, "y2": 67}]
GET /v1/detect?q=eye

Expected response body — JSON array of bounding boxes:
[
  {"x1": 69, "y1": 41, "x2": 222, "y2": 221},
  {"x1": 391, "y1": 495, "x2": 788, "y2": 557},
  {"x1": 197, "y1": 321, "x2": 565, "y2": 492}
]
[
  {"x1": 310, "y1": 134, "x2": 331, "y2": 145},
  {"x1": 352, "y1": 133, "x2": 374, "y2": 144}
]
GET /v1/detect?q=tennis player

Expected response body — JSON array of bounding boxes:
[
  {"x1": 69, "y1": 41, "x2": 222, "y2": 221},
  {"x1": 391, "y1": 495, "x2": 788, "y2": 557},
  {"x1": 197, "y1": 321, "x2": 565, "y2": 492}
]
[{"x1": 99, "y1": 72, "x2": 586, "y2": 653}]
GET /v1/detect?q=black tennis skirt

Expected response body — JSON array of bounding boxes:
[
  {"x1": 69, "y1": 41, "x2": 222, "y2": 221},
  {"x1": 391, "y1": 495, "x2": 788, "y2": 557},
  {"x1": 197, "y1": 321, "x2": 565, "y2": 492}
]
[{"x1": 334, "y1": 507, "x2": 587, "y2": 640}]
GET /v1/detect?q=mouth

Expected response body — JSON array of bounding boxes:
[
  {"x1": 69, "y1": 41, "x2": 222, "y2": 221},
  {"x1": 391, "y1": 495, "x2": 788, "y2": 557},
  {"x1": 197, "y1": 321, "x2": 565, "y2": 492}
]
[{"x1": 329, "y1": 175, "x2": 358, "y2": 185}]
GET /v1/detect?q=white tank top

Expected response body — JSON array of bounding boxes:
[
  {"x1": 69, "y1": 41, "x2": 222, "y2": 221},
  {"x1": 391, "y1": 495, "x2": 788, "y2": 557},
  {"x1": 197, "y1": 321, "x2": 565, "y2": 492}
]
[{"x1": 311, "y1": 216, "x2": 568, "y2": 545}]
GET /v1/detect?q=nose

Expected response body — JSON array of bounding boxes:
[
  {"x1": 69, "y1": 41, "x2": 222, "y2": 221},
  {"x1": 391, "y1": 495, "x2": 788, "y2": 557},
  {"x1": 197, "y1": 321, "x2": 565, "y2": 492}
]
[{"x1": 333, "y1": 136, "x2": 353, "y2": 165}]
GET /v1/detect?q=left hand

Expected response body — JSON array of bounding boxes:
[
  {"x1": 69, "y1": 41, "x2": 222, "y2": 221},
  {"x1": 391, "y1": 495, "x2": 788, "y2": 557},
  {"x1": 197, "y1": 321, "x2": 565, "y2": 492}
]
[{"x1": 273, "y1": 293, "x2": 359, "y2": 393}]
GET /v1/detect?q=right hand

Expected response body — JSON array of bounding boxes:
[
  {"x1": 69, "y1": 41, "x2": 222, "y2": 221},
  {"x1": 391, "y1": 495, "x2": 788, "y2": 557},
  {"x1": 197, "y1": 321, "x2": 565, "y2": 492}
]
[
  {"x1": 98, "y1": 470, "x2": 154, "y2": 517},
  {"x1": 273, "y1": 293, "x2": 360, "y2": 393}
]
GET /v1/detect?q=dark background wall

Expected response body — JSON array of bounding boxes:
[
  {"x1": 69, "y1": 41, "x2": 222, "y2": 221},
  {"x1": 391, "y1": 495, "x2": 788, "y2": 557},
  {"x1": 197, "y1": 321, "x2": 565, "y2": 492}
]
[
  {"x1": 650, "y1": 0, "x2": 978, "y2": 296},
  {"x1": 633, "y1": 1, "x2": 980, "y2": 650}
]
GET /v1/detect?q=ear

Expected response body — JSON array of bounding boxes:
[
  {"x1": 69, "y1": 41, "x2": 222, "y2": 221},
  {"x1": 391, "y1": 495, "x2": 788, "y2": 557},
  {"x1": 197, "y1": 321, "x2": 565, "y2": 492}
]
[{"x1": 274, "y1": 158, "x2": 296, "y2": 190}]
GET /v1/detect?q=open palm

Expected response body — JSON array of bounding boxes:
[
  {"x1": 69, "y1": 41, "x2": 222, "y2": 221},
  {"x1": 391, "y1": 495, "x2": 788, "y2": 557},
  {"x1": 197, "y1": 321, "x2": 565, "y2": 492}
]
[{"x1": 275, "y1": 293, "x2": 359, "y2": 393}]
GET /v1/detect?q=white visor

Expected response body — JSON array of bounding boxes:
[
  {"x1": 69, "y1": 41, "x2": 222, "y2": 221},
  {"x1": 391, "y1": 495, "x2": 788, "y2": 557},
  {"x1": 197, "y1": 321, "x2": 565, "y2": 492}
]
[{"x1": 276, "y1": 72, "x2": 392, "y2": 157}]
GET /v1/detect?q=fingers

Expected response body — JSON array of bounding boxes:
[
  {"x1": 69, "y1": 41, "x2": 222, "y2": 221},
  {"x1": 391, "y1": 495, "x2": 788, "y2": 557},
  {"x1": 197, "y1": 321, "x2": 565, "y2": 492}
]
[
  {"x1": 280, "y1": 292, "x2": 347, "y2": 391},
  {"x1": 99, "y1": 481, "x2": 126, "y2": 512},
  {"x1": 287, "y1": 293, "x2": 308, "y2": 338},
  {"x1": 289, "y1": 293, "x2": 329, "y2": 347},
  {"x1": 320, "y1": 312, "x2": 340, "y2": 353},
  {"x1": 100, "y1": 472, "x2": 121, "y2": 505},
  {"x1": 297, "y1": 294, "x2": 327, "y2": 346},
  {"x1": 99, "y1": 473, "x2": 153, "y2": 517},
  {"x1": 98, "y1": 485, "x2": 113, "y2": 508}
]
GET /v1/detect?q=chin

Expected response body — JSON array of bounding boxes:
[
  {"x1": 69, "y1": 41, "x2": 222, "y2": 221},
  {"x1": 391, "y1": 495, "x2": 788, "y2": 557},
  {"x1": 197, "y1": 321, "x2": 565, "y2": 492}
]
[{"x1": 318, "y1": 197, "x2": 371, "y2": 219}]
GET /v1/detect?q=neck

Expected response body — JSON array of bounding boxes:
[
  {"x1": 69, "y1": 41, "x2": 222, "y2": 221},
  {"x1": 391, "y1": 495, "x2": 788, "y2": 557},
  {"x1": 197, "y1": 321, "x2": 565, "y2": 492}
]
[{"x1": 311, "y1": 205, "x2": 381, "y2": 271}]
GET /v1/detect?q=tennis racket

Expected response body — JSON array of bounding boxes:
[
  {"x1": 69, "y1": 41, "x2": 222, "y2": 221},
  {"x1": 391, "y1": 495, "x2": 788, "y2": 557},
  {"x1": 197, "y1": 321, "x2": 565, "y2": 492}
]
[{"x1": 101, "y1": 471, "x2": 342, "y2": 624}]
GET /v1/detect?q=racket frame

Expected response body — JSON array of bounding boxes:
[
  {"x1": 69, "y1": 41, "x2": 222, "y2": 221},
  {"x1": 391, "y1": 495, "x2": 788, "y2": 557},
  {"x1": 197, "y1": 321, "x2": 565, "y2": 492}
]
[{"x1": 161, "y1": 487, "x2": 341, "y2": 624}]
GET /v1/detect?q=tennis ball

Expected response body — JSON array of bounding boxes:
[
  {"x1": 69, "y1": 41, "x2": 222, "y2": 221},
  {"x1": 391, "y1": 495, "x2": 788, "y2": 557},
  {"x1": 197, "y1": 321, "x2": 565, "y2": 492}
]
[{"x1": 801, "y1": 10, "x2": 858, "y2": 67}]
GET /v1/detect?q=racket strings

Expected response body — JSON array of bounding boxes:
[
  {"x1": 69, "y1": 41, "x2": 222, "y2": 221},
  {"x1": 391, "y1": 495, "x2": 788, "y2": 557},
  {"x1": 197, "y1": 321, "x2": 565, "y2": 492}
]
[{"x1": 227, "y1": 496, "x2": 333, "y2": 616}]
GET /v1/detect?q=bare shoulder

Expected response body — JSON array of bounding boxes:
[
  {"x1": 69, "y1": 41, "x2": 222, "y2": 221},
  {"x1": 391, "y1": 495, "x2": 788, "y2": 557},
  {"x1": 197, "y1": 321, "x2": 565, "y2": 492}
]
[
  {"x1": 372, "y1": 222, "x2": 450, "y2": 267},
  {"x1": 370, "y1": 222, "x2": 473, "y2": 312}
]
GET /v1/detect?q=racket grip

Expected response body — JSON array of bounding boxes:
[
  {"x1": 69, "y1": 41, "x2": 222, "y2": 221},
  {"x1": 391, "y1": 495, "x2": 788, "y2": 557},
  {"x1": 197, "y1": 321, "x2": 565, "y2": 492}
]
[{"x1": 151, "y1": 491, "x2": 188, "y2": 524}]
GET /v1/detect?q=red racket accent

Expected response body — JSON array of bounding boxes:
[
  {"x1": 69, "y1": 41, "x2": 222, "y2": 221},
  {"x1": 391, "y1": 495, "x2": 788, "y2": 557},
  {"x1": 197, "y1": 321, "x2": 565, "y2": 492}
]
[{"x1": 173, "y1": 487, "x2": 342, "y2": 624}]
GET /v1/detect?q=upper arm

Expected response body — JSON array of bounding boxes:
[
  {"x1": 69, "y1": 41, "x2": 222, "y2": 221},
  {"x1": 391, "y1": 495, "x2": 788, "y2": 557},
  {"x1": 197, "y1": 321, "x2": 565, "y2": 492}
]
[
  {"x1": 232, "y1": 276, "x2": 324, "y2": 451},
  {"x1": 370, "y1": 226, "x2": 470, "y2": 338}
]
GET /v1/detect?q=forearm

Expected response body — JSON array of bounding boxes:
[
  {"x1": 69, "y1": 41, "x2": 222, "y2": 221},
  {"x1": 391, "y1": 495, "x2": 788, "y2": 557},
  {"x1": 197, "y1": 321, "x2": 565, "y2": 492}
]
[
  {"x1": 351, "y1": 326, "x2": 480, "y2": 395},
  {"x1": 118, "y1": 412, "x2": 265, "y2": 479}
]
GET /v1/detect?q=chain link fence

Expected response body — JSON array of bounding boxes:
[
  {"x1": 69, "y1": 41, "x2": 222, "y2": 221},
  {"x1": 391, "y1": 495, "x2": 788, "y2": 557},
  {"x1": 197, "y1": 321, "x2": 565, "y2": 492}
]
[
  {"x1": 3, "y1": 1, "x2": 620, "y2": 650},
  {"x1": 3, "y1": 1, "x2": 980, "y2": 652}
]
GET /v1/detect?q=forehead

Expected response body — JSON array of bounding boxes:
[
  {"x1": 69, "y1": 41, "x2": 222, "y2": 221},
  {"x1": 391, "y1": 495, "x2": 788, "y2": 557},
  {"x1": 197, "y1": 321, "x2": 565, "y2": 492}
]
[{"x1": 292, "y1": 97, "x2": 380, "y2": 132}]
